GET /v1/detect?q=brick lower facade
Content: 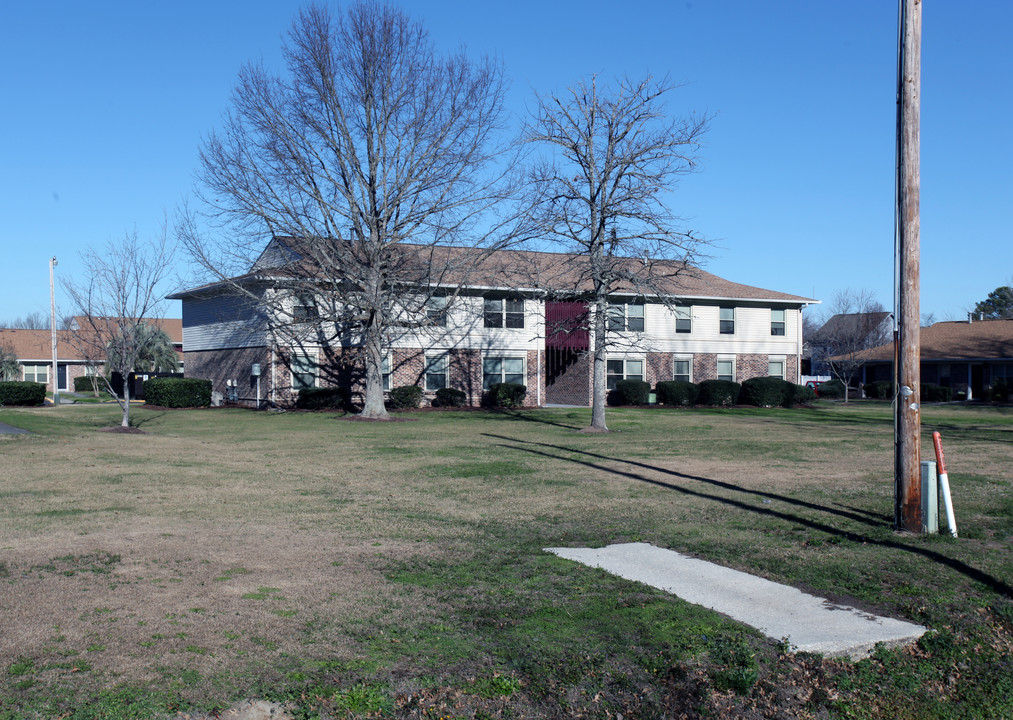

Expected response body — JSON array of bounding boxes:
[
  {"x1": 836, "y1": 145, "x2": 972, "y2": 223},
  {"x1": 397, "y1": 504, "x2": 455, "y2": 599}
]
[{"x1": 186, "y1": 346, "x2": 801, "y2": 409}]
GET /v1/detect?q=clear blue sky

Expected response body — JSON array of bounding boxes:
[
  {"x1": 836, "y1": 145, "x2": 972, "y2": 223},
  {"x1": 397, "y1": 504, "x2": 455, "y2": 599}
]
[{"x1": 2, "y1": 1, "x2": 1010, "y2": 324}]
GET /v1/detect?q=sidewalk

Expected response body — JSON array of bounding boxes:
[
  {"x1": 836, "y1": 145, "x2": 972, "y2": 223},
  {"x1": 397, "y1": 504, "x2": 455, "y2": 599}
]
[{"x1": 546, "y1": 542, "x2": 927, "y2": 659}]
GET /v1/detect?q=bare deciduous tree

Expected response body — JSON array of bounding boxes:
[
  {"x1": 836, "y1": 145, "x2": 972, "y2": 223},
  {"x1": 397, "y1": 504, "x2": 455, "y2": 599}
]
[
  {"x1": 527, "y1": 75, "x2": 709, "y2": 431},
  {"x1": 178, "y1": 3, "x2": 525, "y2": 419},
  {"x1": 810, "y1": 289, "x2": 890, "y2": 402},
  {"x1": 66, "y1": 230, "x2": 175, "y2": 427}
]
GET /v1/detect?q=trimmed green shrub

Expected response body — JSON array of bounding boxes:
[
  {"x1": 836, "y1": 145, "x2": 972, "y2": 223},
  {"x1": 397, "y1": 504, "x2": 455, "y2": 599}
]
[
  {"x1": 817, "y1": 379, "x2": 846, "y2": 399},
  {"x1": 296, "y1": 386, "x2": 344, "y2": 410},
  {"x1": 608, "y1": 379, "x2": 651, "y2": 406},
  {"x1": 73, "y1": 375, "x2": 103, "y2": 393},
  {"x1": 486, "y1": 382, "x2": 527, "y2": 408},
  {"x1": 143, "y1": 377, "x2": 212, "y2": 408},
  {"x1": 864, "y1": 380, "x2": 893, "y2": 399},
  {"x1": 0, "y1": 381, "x2": 46, "y2": 406},
  {"x1": 739, "y1": 376, "x2": 790, "y2": 408},
  {"x1": 387, "y1": 385, "x2": 423, "y2": 409},
  {"x1": 655, "y1": 380, "x2": 699, "y2": 407},
  {"x1": 697, "y1": 379, "x2": 741, "y2": 407},
  {"x1": 989, "y1": 378, "x2": 1011, "y2": 403},
  {"x1": 921, "y1": 383, "x2": 952, "y2": 403},
  {"x1": 791, "y1": 383, "x2": 817, "y2": 405},
  {"x1": 434, "y1": 387, "x2": 467, "y2": 407}
]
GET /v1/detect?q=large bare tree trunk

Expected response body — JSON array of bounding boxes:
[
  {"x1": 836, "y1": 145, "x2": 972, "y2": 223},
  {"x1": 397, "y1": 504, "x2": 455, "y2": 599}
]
[{"x1": 588, "y1": 299, "x2": 609, "y2": 432}]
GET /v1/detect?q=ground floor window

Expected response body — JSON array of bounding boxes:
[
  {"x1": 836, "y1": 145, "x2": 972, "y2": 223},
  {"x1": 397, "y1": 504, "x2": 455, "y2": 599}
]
[
  {"x1": 425, "y1": 354, "x2": 448, "y2": 391},
  {"x1": 717, "y1": 357, "x2": 735, "y2": 382},
  {"x1": 291, "y1": 354, "x2": 317, "y2": 390},
  {"x1": 381, "y1": 354, "x2": 391, "y2": 391},
  {"x1": 483, "y1": 356, "x2": 525, "y2": 390},
  {"x1": 673, "y1": 356, "x2": 692, "y2": 383},
  {"x1": 23, "y1": 364, "x2": 48, "y2": 384},
  {"x1": 768, "y1": 357, "x2": 785, "y2": 379},
  {"x1": 607, "y1": 358, "x2": 644, "y2": 390}
]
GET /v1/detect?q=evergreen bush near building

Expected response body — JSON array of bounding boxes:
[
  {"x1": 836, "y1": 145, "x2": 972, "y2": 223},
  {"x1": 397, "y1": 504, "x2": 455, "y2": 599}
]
[
  {"x1": 143, "y1": 377, "x2": 212, "y2": 408},
  {"x1": 0, "y1": 381, "x2": 46, "y2": 406},
  {"x1": 608, "y1": 379, "x2": 651, "y2": 406},
  {"x1": 486, "y1": 382, "x2": 526, "y2": 408},
  {"x1": 655, "y1": 380, "x2": 699, "y2": 406},
  {"x1": 295, "y1": 386, "x2": 344, "y2": 410},
  {"x1": 434, "y1": 387, "x2": 467, "y2": 407},
  {"x1": 696, "y1": 379, "x2": 741, "y2": 407},
  {"x1": 387, "y1": 385, "x2": 423, "y2": 409}
]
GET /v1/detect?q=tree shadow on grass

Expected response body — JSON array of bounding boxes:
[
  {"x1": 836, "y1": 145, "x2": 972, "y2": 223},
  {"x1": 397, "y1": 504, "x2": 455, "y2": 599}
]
[{"x1": 483, "y1": 433, "x2": 1013, "y2": 599}]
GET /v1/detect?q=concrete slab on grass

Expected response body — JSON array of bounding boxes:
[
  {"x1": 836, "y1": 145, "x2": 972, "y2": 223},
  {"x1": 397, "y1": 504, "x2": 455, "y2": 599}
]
[{"x1": 545, "y1": 542, "x2": 926, "y2": 659}]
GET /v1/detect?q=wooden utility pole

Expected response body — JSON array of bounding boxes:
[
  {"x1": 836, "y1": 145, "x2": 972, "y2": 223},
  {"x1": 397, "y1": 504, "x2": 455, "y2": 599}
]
[{"x1": 895, "y1": 0, "x2": 922, "y2": 532}]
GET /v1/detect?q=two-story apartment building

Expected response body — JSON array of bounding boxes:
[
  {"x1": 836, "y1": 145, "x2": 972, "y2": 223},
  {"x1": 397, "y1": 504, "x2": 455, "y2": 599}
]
[{"x1": 170, "y1": 240, "x2": 816, "y2": 408}]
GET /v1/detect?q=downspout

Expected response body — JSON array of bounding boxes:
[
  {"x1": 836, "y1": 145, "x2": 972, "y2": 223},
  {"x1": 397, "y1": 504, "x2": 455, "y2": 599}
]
[{"x1": 271, "y1": 346, "x2": 276, "y2": 406}]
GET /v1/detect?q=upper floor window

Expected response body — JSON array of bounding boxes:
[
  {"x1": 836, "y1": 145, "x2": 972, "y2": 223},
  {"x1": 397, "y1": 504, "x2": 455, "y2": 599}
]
[
  {"x1": 675, "y1": 306, "x2": 692, "y2": 334},
  {"x1": 607, "y1": 302, "x2": 645, "y2": 332},
  {"x1": 292, "y1": 295, "x2": 318, "y2": 322},
  {"x1": 719, "y1": 307, "x2": 735, "y2": 335},
  {"x1": 426, "y1": 296, "x2": 447, "y2": 327},
  {"x1": 291, "y1": 354, "x2": 317, "y2": 390},
  {"x1": 484, "y1": 298, "x2": 524, "y2": 328},
  {"x1": 425, "y1": 354, "x2": 448, "y2": 390},
  {"x1": 771, "y1": 309, "x2": 786, "y2": 336},
  {"x1": 606, "y1": 358, "x2": 644, "y2": 390}
]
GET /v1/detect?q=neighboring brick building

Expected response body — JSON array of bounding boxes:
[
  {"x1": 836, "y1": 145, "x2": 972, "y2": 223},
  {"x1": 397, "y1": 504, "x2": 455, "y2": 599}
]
[
  {"x1": 0, "y1": 318, "x2": 184, "y2": 395},
  {"x1": 170, "y1": 239, "x2": 817, "y2": 408}
]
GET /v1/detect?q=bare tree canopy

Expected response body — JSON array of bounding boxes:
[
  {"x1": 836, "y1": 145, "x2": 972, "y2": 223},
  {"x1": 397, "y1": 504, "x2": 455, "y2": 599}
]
[
  {"x1": 1, "y1": 312, "x2": 49, "y2": 330},
  {"x1": 179, "y1": 2, "x2": 524, "y2": 419},
  {"x1": 527, "y1": 74, "x2": 709, "y2": 431},
  {"x1": 65, "y1": 229, "x2": 175, "y2": 427},
  {"x1": 810, "y1": 289, "x2": 890, "y2": 401}
]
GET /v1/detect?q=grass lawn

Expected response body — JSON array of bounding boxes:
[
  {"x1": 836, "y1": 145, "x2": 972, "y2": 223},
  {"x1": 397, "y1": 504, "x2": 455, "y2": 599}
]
[{"x1": 0, "y1": 401, "x2": 1011, "y2": 719}]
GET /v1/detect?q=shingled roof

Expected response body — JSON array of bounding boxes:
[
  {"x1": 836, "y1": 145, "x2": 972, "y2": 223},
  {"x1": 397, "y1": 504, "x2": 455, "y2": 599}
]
[
  {"x1": 0, "y1": 329, "x2": 89, "y2": 363},
  {"x1": 173, "y1": 238, "x2": 816, "y2": 305},
  {"x1": 852, "y1": 319, "x2": 1013, "y2": 362}
]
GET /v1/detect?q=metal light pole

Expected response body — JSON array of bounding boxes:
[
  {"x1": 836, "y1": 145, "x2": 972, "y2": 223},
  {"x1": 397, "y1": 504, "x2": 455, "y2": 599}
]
[
  {"x1": 895, "y1": 0, "x2": 922, "y2": 532},
  {"x1": 50, "y1": 256, "x2": 60, "y2": 406}
]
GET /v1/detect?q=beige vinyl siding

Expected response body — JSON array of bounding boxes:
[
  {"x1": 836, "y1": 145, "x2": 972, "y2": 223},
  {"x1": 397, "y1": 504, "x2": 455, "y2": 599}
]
[
  {"x1": 391, "y1": 294, "x2": 545, "y2": 353},
  {"x1": 647, "y1": 303, "x2": 800, "y2": 356}
]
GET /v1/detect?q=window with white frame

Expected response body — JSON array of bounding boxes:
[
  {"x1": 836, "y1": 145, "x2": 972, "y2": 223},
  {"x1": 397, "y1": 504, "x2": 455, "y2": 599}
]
[
  {"x1": 673, "y1": 357, "x2": 692, "y2": 383},
  {"x1": 23, "y1": 364, "x2": 48, "y2": 384},
  {"x1": 483, "y1": 356, "x2": 525, "y2": 390},
  {"x1": 607, "y1": 302, "x2": 645, "y2": 332},
  {"x1": 719, "y1": 307, "x2": 735, "y2": 334},
  {"x1": 425, "y1": 354, "x2": 448, "y2": 391},
  {"x1": 768, "y1": 357, "x2": 785, "y2": 379},
  {"x1": 292, "y1": 295, "x2": 319, "y2": 322},
  {"x1": 484, "y1": 298, "x2": 524, "y2": 328},
  {"x1": 381, "y1": 354, "x2": 391, "y2": 391},
  {"x1": 716, "y1": 357, "x2": 735, "y2": 382},
  {"x1": 770, "y1": 308, "x2": 786, "y2": 336},
  {"x1": 675, "y1": 305, "x2": 692, "y2": 334},
  {"x1": 606, "y1": 358, "x2": 644, "y2": 390},
  {"x1": 290, "y1": 354, "x2": 317, "y2": 390},
  {"x1": 426, "y1": 296, "x2": 447, "y2": 326}
]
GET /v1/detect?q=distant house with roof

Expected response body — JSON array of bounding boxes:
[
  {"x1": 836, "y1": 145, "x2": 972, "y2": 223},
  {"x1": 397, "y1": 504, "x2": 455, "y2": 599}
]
[
  {"x1": 170, "y1": 239, "x2": 817, "y2": 408},
  {"x1": 0, "y1": 318, "x2": 183, "y2": 394},
  {"x1": 851, "y1": 318, "x2": 1013, "y2": 400}
]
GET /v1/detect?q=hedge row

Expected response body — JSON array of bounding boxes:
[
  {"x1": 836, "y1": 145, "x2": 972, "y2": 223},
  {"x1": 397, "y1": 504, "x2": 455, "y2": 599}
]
[
  {"x1": 143, "y1": 377, "x2": 212, "y2": 408},
  {"x1": 605, "y1": 377, "x2": 817, "y2": 408},
  {"x1": 0, "y1": 381, "x2": 46, "y2": 406},
  {"x1": 73, "y1": 375, "x2": 103, "y2": 393},
  {"x1": 296, "y1": 387, "x2": 344, "y2": 410}
]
